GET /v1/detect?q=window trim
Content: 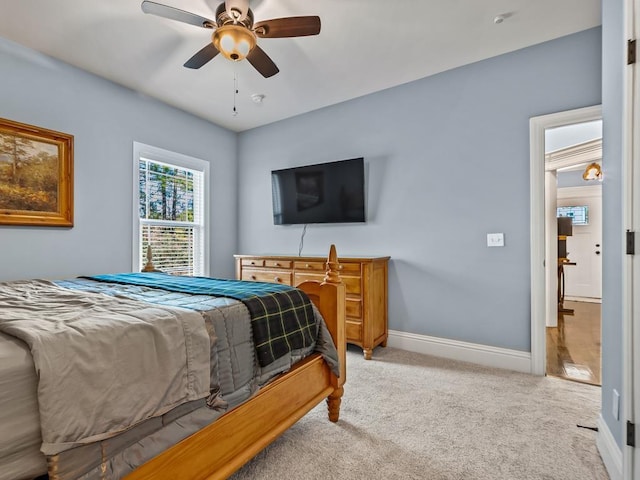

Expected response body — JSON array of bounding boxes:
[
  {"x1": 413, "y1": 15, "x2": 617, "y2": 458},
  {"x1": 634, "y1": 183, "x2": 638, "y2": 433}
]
[{"x1": 132, "y1": 141, "x2": 210, "y2": 275}]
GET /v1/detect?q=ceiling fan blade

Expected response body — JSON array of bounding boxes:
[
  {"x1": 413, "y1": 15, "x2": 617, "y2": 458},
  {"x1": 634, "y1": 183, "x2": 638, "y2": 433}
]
[
  {"x1": 225, "y1": 0, "x2": 249, "y2": 21},
  {"x1": 141, "y1": 1, "x2": 215, "y2": 28},
  {"x1": 184, "y1": 43, "x2": 220, "y2": 69},
  {"x1": 253, "y1": 16, "x2": 321, "y2": 38},
  {"x1": 246, "y1": 46, "x2": 279, "y2": 78}
]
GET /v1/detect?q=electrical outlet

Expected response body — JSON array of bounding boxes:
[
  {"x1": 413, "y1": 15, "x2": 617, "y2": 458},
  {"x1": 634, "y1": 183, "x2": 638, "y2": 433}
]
[
  {"x1": 613, "y1": 389, "x2": 620, "y2": 420},
  {"x1": 487, "y1": 233, "x2": 505, "y2": 247}
]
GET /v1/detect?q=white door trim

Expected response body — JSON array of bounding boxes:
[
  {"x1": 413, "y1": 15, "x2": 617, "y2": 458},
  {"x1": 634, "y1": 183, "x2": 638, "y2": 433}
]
[
  {"x1": 529, "y1": 104, "x2": 602, "y2": 376},
  {"x1": 624, "y1": 0, "x2": 638, "y2": 478}
]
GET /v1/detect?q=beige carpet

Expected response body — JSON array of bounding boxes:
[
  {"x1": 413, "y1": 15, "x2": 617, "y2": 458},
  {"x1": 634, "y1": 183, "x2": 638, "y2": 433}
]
[{"x1": 230, "y1": 346, "x2": 608, "y2": 480}]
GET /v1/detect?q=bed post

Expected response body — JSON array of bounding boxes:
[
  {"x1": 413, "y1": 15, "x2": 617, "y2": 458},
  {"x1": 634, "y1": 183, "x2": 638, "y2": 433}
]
[
  {"x1": 141, "y1": 245, "x2": 157, "y2": 272},
  {"x1": 322, "y1": 244, "x2": 346, "y2": 422}
]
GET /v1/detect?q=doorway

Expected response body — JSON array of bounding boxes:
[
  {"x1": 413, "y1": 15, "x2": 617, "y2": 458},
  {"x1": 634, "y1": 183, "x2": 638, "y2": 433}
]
[
  {"x1": 529, "y1": 104, "x2": 602, "y2": 378},
  {"x1": 543, "y1": 125, "x2": 602, "y2": 386}
]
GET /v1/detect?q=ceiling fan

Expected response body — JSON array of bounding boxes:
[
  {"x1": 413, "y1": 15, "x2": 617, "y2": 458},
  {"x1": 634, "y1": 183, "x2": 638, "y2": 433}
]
[{"x1": 141, "y1": 0, "x2": 321, "y2": 78}]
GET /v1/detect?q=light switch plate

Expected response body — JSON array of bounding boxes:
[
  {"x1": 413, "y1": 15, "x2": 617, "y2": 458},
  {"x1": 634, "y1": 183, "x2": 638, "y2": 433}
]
[
  {"x1": 487, "y1": 233, "x2": 505, "y2": 247},
  {"x1": 613, "y1": 389, "x2": 620, "y2": 420}
]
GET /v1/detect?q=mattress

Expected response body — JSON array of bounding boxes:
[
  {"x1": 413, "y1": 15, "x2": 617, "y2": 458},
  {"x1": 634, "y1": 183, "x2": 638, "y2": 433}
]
[
  {"x1": 0, "y1": 332, "x2": 48, "y2": 480},
  {"x1": 0, "y1": 278, "x2": 338, "y2": 480}
]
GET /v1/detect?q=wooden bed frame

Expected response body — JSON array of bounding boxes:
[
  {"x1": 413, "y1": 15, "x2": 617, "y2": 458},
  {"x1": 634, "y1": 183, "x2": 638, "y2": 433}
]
[{"x1": 124, "y1": 244, "x2": 346, "y2": 480}]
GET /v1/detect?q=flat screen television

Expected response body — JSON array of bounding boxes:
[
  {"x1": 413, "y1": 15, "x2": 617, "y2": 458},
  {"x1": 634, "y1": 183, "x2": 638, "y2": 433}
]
[{"x1": 271, "y1": 157, "x2": 365, "y2": 225}]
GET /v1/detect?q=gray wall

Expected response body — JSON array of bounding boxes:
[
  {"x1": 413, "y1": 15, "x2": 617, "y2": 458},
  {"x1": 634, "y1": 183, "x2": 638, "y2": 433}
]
[
  {"x1": 557, "y1": 170, "x2": 594, "y2": 188},
  {"x1": 237, "y1": 27, "x2": 602, "y2": 353},
  {"x1": 0, "y1": 37, "x2": 238, "y2": 281},
  {"x1": 601, "y1": 0, "x2": 624, "y2": 448}
]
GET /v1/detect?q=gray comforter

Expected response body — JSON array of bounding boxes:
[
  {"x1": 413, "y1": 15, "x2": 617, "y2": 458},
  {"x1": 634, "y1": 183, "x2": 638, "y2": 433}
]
[{"x1": 0, "y1": 280, "x2": 211, "y2": 456}]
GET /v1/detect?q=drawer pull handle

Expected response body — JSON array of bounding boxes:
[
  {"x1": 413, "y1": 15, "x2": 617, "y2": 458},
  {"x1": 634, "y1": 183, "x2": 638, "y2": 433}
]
[
  {"x1": 305, "y1": 264, "x2": 310, "y2": 268},
  {"x1": 250, "y1": 261, "x2": 256, "y2": 265},
  {"x1": 338, "y1": 265, "x2": 343, "y2": 270},
  {"x1": 250, "y1": 275, "x2": 256, "y2": 280},
  {"x1": 275, "y1": 263, "x2": 280, "y2": 266},
  {"x1": 274, "y1": 277, "x2": 281, "y2": 282}
]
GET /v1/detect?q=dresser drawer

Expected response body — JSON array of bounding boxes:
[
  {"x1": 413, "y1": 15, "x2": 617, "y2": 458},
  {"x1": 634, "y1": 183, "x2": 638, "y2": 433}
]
[
  {"x1": 264, "y1": 259, "x2": 292, "y2": 269},
  {"x1": 337, "y1": 262, "x2": 361, "y2": 275},
  {"x1": 346, "y1": 299, "x2": 362, "y2": 319},
  {"x1": 241, "y1": 259, "x2": 264, "y2": 268},
  {"x1": 294, "y1": 261, "x2": 326, "y2": 272},
  {"x1": 342, "y1": 276, "x2": 362, "y2": 296},
  {"x1": 346, "y1": 320, "x2": 362, "y2": 342},
  {"x1": 294, "y1": 260, "x2": 360, "y2": 274},
  {"x1": 242, "y1": 269, "x2": 292, "y2": 285}
]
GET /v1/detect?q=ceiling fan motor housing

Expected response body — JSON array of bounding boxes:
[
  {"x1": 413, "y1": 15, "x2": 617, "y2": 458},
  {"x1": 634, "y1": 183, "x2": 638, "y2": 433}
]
[{"x1": 215, "y1": 2, "x2": 254, "y2": 29}]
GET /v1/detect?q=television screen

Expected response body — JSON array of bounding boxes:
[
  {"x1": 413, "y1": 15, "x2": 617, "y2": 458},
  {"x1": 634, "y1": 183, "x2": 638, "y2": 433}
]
[{"x1": 271, "y1": 158, "x2": 365, "y2": 225}]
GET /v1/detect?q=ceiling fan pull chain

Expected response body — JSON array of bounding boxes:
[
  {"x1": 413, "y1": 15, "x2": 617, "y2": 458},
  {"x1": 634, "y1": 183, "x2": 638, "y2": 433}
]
[{"x1": 233, "y1": 71, "x2": 239, "y2": 116}]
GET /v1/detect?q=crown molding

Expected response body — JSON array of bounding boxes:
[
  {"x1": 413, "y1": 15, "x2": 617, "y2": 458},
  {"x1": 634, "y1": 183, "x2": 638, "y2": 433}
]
[{"x1": 545, "y1": 138, "x2": 602, "y2": 172}]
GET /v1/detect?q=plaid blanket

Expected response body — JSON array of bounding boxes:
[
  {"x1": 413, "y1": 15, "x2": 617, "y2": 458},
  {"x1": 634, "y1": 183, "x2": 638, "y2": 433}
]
[{"x1": 84, "y1": 273, "x2": 316, "y2": 367}]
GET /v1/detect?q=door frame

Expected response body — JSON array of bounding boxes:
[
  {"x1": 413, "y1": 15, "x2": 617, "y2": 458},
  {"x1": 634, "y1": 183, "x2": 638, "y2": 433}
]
[
  {"x1": 529, "y1": 104, "x2": 602, "y2": 376},
  {"x1": 625, "y1": 0, "x2": 638, "y2": 478}
]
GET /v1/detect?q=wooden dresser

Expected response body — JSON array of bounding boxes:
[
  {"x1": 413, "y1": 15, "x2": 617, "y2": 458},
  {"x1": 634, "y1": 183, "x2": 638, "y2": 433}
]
[{"x1": 234, "y1": 253, "x2": 390, "y2": 359}]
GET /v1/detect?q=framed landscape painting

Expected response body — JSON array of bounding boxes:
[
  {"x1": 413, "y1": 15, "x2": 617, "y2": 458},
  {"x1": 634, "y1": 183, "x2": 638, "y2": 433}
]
[{"x1": 0, "y1": 118, "x2": 73, "y2": 227}]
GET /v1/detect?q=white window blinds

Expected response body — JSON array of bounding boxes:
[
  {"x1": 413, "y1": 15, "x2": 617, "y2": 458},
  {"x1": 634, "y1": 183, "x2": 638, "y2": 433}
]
[{"x1": 134, "y1": 144, "x2": 208, "y2": 276}]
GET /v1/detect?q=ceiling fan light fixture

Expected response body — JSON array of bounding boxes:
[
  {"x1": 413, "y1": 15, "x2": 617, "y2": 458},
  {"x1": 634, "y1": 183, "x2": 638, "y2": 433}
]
[{"x1": 212, "y1": 24, "x2": 256, "y2": 61}]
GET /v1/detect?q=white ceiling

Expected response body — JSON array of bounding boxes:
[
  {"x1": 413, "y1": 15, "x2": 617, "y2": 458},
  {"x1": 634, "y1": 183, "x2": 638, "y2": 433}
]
[
  {"x1": 0, "y1": 0, "x2": 601, "y2": 132},
  {"x1": 546, "y1": 120, "x2": 603, "y2": 153}
]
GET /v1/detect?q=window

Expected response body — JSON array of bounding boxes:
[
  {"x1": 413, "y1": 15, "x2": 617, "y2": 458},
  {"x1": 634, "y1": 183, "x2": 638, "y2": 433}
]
[
  {"x1": 133, "y1": 142, "x2": 209, "y2": 276},
  {"x1": 557, "y1": 205, "x2": 589, "y2": 226}
]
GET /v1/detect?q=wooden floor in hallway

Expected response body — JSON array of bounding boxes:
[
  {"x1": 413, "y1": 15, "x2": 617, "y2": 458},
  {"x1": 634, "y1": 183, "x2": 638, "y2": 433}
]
[{"x1": 546, "y1": 300, "x2": 601, "y2": 386}]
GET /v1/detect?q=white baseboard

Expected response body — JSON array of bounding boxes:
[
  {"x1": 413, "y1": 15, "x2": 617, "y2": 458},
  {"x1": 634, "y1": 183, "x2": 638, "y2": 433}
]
[
  {"x1": 387, "y1": 330, "x2": 532, "y2": 373},
  {"x1": 596, "y1": 414, "x2": 623, "y2": 480}
]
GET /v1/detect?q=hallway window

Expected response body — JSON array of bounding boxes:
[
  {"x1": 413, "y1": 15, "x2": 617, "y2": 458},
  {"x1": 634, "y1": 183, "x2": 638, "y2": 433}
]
[{"x1": 557, "y1": 205, "x2": 589, "y2": 225}]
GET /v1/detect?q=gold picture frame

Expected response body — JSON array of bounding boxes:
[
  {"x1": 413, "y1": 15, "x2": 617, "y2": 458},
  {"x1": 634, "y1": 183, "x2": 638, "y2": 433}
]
[{"x1": 0, "y1": 118, "x2": 73, "y2": 227}]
